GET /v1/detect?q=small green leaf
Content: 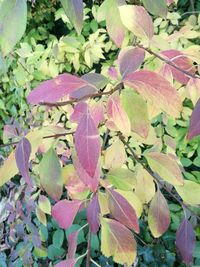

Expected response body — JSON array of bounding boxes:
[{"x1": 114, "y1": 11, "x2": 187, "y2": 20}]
[{"x1": 53, "y1": 230, "x2": 64, "y2": 248}]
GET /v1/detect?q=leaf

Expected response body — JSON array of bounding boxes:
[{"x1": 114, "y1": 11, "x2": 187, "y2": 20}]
[
  {"x1": 52, "y1": 199, "x2": 82, "y2": 229},
  {"x1": 148, "y1": 190, "x2": 170, "y2": 238},
  {"x1": 70, "y1": 102, "x2": 88, "y2": 123},
  {"x1": 53, "y1": 229, "x2": 64, "y2": 248},
  {"x1": 186, "y1": 78, "x2": 200, "y2": 106},
  {"x1": 121, "y1": 89, "x2": 150, "y2": 138},
  {"x1": 36, "y1": 206, "x2": 47, "y2": 226},
  {"x1": 187, "y1": 99, "x2": 200, "y2": 140},
  {"x1": 176, "y1": 219, "x2": 196, "y2": 265},
  {"x1": 119, "y1": 5, "x2": 154, "y2": 41},
  {"x1": 82, "y1": 73, "x2": 108, "y2": 90},
  {"x1": 54, "y1": 259, "x2": 77, "y2": 267},
  {"x1": 145, "y1": 152, "x2": 184, "y2": 186},
  {"x1": 161, "y1": 50, "x2": 195, "y2": 85},
  {"x1": 0, "y1": 0, "x2": 27, "y2": 56},
  {"x1": 104, "y1": 139, "x2": 126, "y2": 170},
  {"x1": 118, "y1": 47, "x2": 145, "y2": 78},
  {"x1": 124, "y1": 70, "x2": 182, "y2": 118},
  {"x1": 87, "y1": 194, "x2": 100, "y2": 234},
  {"x1": 60, "y1": 0, "x2": 83, "y2": 34},
  {"x1": 39, "y1": 148, "x2": 63, "y2": 201},
  {"x1": 142, "y1": 0, "x2": 167, "y2": 17},
  {"x1": 74, "y1": 106, "x2": 101, "y2": 178},
  {"x1": 98, "y1": 191, "x2": 110, "y2": 215},
  {"x1": 107, "y1": 93, "x2": 131, "y2": 135},
  {"x1": 68, "y1": 230, "x2": 79, "y2": 258},
  {"x1": 27, "y1": 73, "x2": 89, "y2": 104},
  {"x1": 175, "y1": 180, "x2": 200, "y2": 205},
  {"x1": 134, "y1": 166, "x2": 155, "y2": 204},
  {"x1": 107, "y1": 188, "x2": 139, "y2": 233},
  {"x1": 38, "y1": 195, "x2": 51, "y2": 215},
  {"x1": 15, "y1": 137, "x2": 32, "y2": 188},
  {"x1": 100, "y1": 217, "x2": 137, "y2": 265}
]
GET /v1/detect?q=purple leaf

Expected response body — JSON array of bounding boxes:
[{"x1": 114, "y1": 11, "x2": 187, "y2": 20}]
[
  {"x1": 27, "y1": 73, "x2": 89, "y2": 104},
  {"x1": 74, "y1": 106, "x2": 101, "y2": 177},
  {"x1": 69, "y1": 84, "x2": 98, "y2": 100},
  {"x1": 70, "y1": 102, "x2": 88, "y2": 123},
  {"x1": 82, "y1": 73, "x2": 108, "y2": 90},
  {"x1": 118, "y1": 47, "x2": 145, "y2": 78},
  {"x1": 52, "y1": 200, "x2": 82, "y2": 229},
  {"x1": 15, "y1": 137, "x2": 32, "y2": 188},
  {"x1": 176, "y1": 219, "x2": 196, "y2": 265},
  {"x1": 187, "y1": 99, "x2": 200, "y2": 139},
  {"x1": 87, "y1": 194, "x2": 100, "y2": 234},
  {"x1": 68, "y1": 231, "x2": 79, "y2": 258},
  {"x1": 54, "y1": 259, "x2": 77, "y2": 267}
]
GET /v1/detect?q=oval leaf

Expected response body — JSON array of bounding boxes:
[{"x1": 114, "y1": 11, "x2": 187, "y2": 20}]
[
  {"x1": 175, "y1": 180, "x2": 200, "y2": 205},
  {"x1": 142, "y1": 0, "x2": 167, "y2": 17},
  {"x1": 187, "y1": 98, "x2": 200, "y2": 140},
  {"x1": 87, "y1": 194, "x2": 100, "y2": 234}
]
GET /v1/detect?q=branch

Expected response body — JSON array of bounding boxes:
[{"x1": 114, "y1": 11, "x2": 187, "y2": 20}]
[
  {"x1": 39, "y1": 83, "x2": 123, "y2": 107},
  {"x1": 137, "y1": 44, "x2": 200, "y2": 80},
  {"x1": 118, "y1": 134, "x2": 200, "y2": 222}
]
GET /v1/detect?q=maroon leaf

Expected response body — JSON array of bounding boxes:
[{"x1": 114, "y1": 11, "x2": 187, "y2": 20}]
[
  {"x1": 107, "y1": 188, "x2": 139, "y2": 233},
  {"x1": 187, "y1": 99, "x2": 200, "y2": 139},
  {"x1": 176, "y1": 219, "x2": 196, "y2": 265},
  {"x1": 27, "y1": 73, "x2": 89, "y2": 104},
  {"x1": 15, "y1": 137, "x2": 32, "y2": 188},
  {"x1": 161, "y1": 50, "x2": 195, "y2": 84},
  {"x1": 52, "y1": 200, "x2": 82, "y2": 229},
  {"x1": 74, "y1": 106, "x2": 101, "y2": 177},
  {"x1": 87, "y1": 194, "x2": 100, "y2": 234},
  {"x1": 68, "y1": 231, "x2": 79, "y2": 259},
  {"x1": 118, "y1": 47, "x2": 145, "y2": 78}
]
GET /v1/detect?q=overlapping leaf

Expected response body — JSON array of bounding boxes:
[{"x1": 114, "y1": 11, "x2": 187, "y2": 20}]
[
  {"x1": 101, "y1": 217, "x2": 137, "y2": 265},
  {"x1": 187, "y1": 99, "x2": 200, "y2": 140},
  {"x1": 124, "y1": 70, "x2": 182, "y2": 117},
  {"x1": 148, "y1": 190, "x2": 170, "y2": 237},
  {"x1": 142, "y1": 0, "x2": 167, "y2": 17},
  {"x1": 175, "y1": 180, "x2": 200, "y2": 205},
  {"x1": 87, "y1": 194, "x2": 100, "y2": 234}
]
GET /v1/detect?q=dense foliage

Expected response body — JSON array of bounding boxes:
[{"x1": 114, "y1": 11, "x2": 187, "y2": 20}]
[{"x1": 1, "y1": 0, "x2": 200, "y2": 266}]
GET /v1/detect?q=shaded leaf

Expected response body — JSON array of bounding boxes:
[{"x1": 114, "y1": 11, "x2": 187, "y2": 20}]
[
  {"x1": 82, "y1": 73, "x2": 108, "y2": 90},
  {"x1": 101, "y1": 217, "x2": 137, "y2": 265},
  {"x1": 124, "y1": 70, "x2": 182, "y2": 117},
  {"x1": 148, "y1": 190, "x2": 170, "y2": 238},
  {"x1": 119, "y1": 5, "x2": 154, "y2": 41},
  {"x1": 145, "y1": 152, "x2": 184, "y2": 186},
  {"x1": 87, "y1": 194, "x2": 100, "y2": 234},
  {"x1": 176, "y1": 219, "x2": 196, "y2": 265},
  {"x1": 15, "y1": 137, "x2": 32, "y2": 188},
  {"x1": 60, "y1": 0, "x2": 83, "y2": 34},
  {"x1": 187, "y1": 99, "x2": 200, "y2": 140},
  {"x1": 39, "y1": 148, "x2": 63, "y2": 201},
  {"x1": 142, "y1": 0, "x2": 167, "y2": 17},
  {"x1": 175, "y1": 180, "x2": 200, "y2": 205},
  {"x1": 107, "y1": 188, "x2": 139, "y2": 233},
  {"x1": 52, "y1": 199, "x2": 82, "y2": 229},
  {"x1": 68, "y1": 231, "x2": 79, "y2": 258}
]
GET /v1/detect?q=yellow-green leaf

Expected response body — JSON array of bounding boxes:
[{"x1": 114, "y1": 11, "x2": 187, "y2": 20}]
[{"x1": 175, "y1": 180, "x2": 200, "y2": 206}]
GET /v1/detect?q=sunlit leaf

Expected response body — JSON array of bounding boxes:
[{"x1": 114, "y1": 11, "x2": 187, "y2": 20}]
[
  {"x1": 187, "y1": 99, "x2": 200, "y2": 140},
  {"x1": 176, "y1": 219, "x2": 196, "y2": 265},
  {"x1": 175, "y1": 180, "x2": 200, "y2": 205},
  {"x1": 145, "y1": 152, "x2": 184, "y2": 186},
  {"x1": 87, "y1": 194, "x2": 100, "y2": 234},
  {"x1": 119, "y1": 5, "x2": 154, "y2": 41},
  {"x1": 186, "y1": 78, "x2": 200, "y2": 106},
  {"x1": 107, "y1": 188, "x2": 139, "y2": 233},
  {"x1": 36, "y1": 206, "x2": 47, "y2": 226},
  {"x1": 38, "y1": 195, "x2": 51, "y2": 215},
  {"x1": 60, "y1": 0, "x2": 83, "y2": 34},
  {"x1": 39, "y1": 148, "x2": 63, "y2": 201},
  {"x1": 101, "y1": 217, "x2": 137, "y2": 265},
  {"x1": 0, "y1": 0, "x2": 27, "y2": 55},
  {"x1": 148, "y1": 190, "x2": 170, "y2": 238},
  {"x1": 124, "y1": 70, "x2": 182, "y2": 118},
  {"x1": 98, "y1": 191, "x2": 110, "y2": 215},
  {"x1": 52, "y1": 199, "x2": 82, "y2": 229},
  {"x1": 142, "y1": 0, "x2": 167, "y2": 17}
]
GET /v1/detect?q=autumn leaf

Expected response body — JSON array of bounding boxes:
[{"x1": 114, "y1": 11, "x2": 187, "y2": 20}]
[
  {"x1": 187, "y1": 98, "x2": 200, "y2": 140},
  {"x1": 175, "y1": 180, "x2": 200, "y2": 205},
  {"x1": 87, "y1": 194, "x2": 100, "y2": 234}
]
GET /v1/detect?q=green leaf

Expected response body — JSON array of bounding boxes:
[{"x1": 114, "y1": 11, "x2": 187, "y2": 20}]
[
  {"x1": 0, "y1": 0, "x2": 27, "y2": 56},
  {"x1": 53, "y1": 229, "x2": 64, "y2": 248},
  {"x1": 175, "y1": 180, "x2": 200, "y2": 205},
  {"x1": 33, "y1": 247, "x2": 47, "y2": 258},
  {"x1": 142, "y1": 0, "x2": 167, "y2": 17},
  {"x1": 47, "y1": 245, "x2": 65, "y2": 260},
  {"x1": 65, "y1": 224, "x2": 85, "y2": 245},
  {"x1": 39, "y1": 148, "x2": 63, "y2": 201}
]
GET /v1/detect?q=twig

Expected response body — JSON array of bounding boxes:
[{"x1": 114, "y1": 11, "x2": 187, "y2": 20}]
[
  {"x1": 90, "y1": 258, "x2": 101, "y2": 267},
  {"x1": 86, "y1": 230, "x2": 91, "y2": 267},
  {"x1": 39, "y1": 83, "x2": 123, "y2": 107},
  {"x1": 190, "y1": 0, "x2": 195, "y2": 14},
  {"x1": 118, "y1": 134, "x2": 200, "y2": 222},
  {"x1": 137, "y1": 44, "x2": 200, "y2": 80}
]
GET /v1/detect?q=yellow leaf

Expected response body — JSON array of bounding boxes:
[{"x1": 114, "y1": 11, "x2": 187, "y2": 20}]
[{"x1": 175, "y1": 180, "x2": 200, "y2": 206}]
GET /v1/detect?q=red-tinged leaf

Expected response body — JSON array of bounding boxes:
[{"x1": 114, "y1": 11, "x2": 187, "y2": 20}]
[
  {"x1": 54, "y1": 260, "x2": 67, "y2": 267},
  {"x1": 3, "y1": 125, "x2": 18, "y2": 140},
  {"x1": 54, "y1": 259, "x2": 77, "y2": 267},
  {"x1": 27, "y1": 73, "x2": 89, "y2": 104},
  {"x1": 148, "y1": 190, "x2": 170, "y2": 238},
  {"x1": 107, "y1": 188, "x2": 139, "y2": 233},
  {"x1": 161, "y1": 50, "x2": 195, "y2": 84},
  {"x1": 69, "y1": 84, "x2": 98, "y2": 100},
  {"x1": 159, "y1": 64, "x2": 173, "y2": 84},
  {"x1": 187, "y1": 99, "x2": 200, "y2": 139},
  {"x1": 108, "y1": 66, "x2": 119, "y2": 80},
  {"x1": 107, "y1": 93, "x2": 131, "y2": 135},
  {"x1": 119, "y1": 5, "x2": 154, "y2": 41},
  {"x1": 74, "y1": 107, "x2": 101, "y2": 177},
  {"x1": 176, "y1": 219, "x2": 196, "y2": 265},
  {"x1": 70, "y1": 102, "x2": 88, "y2": 123},
  {"x1": 68, "y1": 231, "x2": 79, "y2": 258},
  {"x1": 118, "y1": 47, "x2": 145, "y2": 78},
  {"x1": 87, "y1": 194, "x2": 100, "y2": 234},
  {"x1": 15, "y1": 137, "x2": 32, "y2": 188},
  {"x1": 90, "y1": 102, "x2": 105, "y2": 127},
  {"x1": 52, "y1": 199, "x2": 82, "y2": 229},
  {"x1": 60, "y1": 0, "x2": 83, "y2": 35},
  {"x1": 100, "y1": 217, "x2": 137, "y2": 265},
  {"x1": 73, "y1": 155, "x2": 100, "y2": 192},
  {"x1": 124, "y1": 70, "x2": 182, "y2": 117},
  {"x1": 82, "y1": 73, "x2": 108, "y2": 90}
]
